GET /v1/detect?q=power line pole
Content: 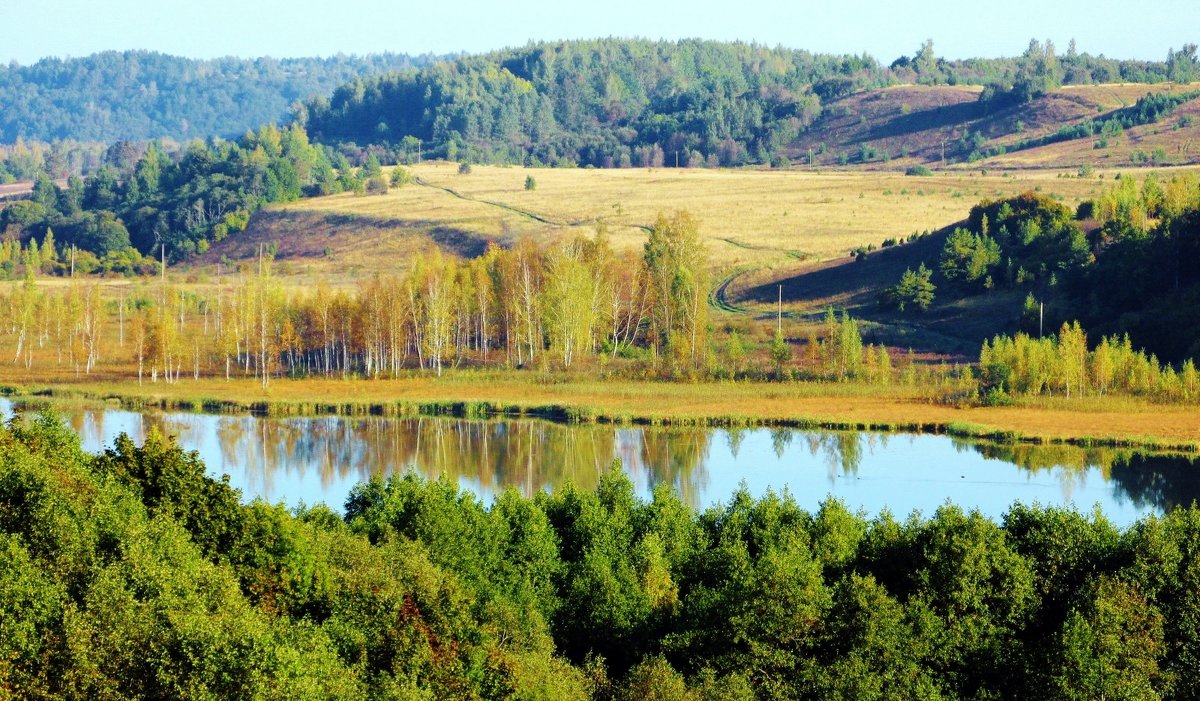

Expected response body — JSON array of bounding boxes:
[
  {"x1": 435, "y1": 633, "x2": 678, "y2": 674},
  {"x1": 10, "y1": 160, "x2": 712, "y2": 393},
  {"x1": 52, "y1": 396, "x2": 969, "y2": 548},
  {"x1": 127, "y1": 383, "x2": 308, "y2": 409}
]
[{"x1": 777, "y1": 284, "x2": 783, "y2": 334}]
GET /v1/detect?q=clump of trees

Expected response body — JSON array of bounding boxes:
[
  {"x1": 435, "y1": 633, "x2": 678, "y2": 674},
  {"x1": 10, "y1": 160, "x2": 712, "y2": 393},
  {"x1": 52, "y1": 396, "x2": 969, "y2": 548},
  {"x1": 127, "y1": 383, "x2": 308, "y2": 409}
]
[
  {"x1": 1083, "y1": 172, "x2": 1200, "y2": 361},
  {"x1": 980, "y1": 322, "x2": 1199, "y2": 402},
  {"x1": 5, "y1": 415, "x2": 1200, "y2": 698},
  {"x1": 0, "y1": 123, "x2": 356, "y2": 262},
  {"x1": 880, "y1": 263, "x2": 936, "y2": 312},
  {"x1": 301, "y1": 39, "x2": 877, "y2": 168}
]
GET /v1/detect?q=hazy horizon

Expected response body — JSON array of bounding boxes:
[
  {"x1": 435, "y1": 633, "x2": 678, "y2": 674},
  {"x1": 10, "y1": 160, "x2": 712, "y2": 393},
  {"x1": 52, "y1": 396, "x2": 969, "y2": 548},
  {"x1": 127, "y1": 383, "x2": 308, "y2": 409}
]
[{"x1": 3, "y1": 0, "x2": 1196, "y2": 66}]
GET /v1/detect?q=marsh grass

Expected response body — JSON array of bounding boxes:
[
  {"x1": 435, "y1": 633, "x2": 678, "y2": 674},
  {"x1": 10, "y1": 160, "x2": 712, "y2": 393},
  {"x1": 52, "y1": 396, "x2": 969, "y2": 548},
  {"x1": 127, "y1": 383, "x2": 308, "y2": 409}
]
[{"x1": 7, "y1": 371, "x2": 1198, "y2": 451}]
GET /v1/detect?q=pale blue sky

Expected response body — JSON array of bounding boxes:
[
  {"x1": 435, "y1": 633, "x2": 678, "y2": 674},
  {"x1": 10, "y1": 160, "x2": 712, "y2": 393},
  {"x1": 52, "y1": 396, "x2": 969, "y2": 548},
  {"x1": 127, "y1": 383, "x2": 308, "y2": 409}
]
[{"x1": 2, "y1": 0, "x2": 1196, "y2": 65}]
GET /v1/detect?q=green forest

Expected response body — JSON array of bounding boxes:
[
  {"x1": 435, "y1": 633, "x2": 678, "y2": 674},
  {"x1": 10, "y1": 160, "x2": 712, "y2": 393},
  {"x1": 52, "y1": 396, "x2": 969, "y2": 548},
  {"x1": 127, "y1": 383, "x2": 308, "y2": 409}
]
[
  {"x1": 3, "y1": 413, "x2": 1200, "y2": 699},
  {"x1": 0, "y1": 51, "x2": 438, "y2": 144},
  {"x1": 299, "y1": 38, "x2": 1195, "y2": 168}
]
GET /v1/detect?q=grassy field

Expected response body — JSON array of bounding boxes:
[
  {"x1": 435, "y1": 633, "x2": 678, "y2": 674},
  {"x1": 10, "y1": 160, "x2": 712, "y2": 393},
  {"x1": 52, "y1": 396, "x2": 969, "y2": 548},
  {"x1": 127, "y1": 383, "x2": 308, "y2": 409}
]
[
  {"x1": 7, "y1": 373, "x2": 1200, "y2": 451},
  {"x1": 192, "y1": 164, "x2": 1113, "y2": 288}
]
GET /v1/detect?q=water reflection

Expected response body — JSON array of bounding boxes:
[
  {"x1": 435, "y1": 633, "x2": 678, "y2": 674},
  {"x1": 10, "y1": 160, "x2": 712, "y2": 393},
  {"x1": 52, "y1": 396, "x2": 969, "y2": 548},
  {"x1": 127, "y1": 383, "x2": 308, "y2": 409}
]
[{"x1": 2, "y1": 398, "x2": 1197, "y2": 525}]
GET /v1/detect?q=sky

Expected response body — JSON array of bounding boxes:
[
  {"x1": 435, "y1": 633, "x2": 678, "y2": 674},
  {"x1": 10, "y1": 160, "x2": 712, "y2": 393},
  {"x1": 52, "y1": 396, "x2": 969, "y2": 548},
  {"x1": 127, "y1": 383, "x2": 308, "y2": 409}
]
[{"x1": 2, "y1": 0, "x2": 1197, "y2": 65}]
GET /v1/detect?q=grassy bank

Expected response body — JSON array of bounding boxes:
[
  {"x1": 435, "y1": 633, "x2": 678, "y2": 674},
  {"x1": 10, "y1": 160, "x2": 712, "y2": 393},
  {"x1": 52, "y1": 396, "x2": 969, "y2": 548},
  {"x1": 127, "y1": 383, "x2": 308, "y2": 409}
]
[{"x1": 5, "y1": 373, "x2": 1199, "y2": 452}]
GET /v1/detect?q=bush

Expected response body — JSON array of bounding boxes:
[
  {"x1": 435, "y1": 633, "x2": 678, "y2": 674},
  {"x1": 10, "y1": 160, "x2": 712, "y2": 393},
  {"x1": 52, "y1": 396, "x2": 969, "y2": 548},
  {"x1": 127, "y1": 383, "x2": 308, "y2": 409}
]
[
  {"x1": 905, "y1": 165, "x2": 933, "y2": 176},
  {"x1": 389, "y1": 167, "x2": 413, "y2": 187},
  {"x1": 458, "y1": 161, "x2": 473, "y2": 175},
  {"x1": 365, "y1": 176, "x2": 389, "y2": 195},
  {"x1": 525, "y1": 175, "x2": 537, "y2": 190}
]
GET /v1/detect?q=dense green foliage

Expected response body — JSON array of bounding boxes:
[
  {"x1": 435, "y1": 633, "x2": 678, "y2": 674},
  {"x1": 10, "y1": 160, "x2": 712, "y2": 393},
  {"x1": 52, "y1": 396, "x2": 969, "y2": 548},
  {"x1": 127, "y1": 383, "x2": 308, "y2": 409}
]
[
  {"x1": 5, "y1": 414, "x2": 1200, "y2": 698},
  {"x1": 0, "y1": 124, "x2": 346, "y2": 263},
  {"x1": 883, "y1": 180, "x2": 1200, "y2": 363},
  {"x1": 298, "y1": 39, "x2": 1180, "y2": 168},
  {"x1": 0, "y1": 51, "x2": 438, "y2": 143},
  {"x1": 301, "y1": 39, "x2": 860, "y2": 167},
  {"x1": 0, "y1": 41, "x2": 1185, "y2": 171},
  {"x1": 1083, "y1": 173, "x2": 1200, "y2": 360}
]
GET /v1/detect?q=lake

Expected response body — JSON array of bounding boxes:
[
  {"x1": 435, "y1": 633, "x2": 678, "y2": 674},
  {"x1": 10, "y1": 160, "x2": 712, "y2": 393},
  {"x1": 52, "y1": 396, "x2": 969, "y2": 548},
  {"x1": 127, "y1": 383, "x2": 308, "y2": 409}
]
[{"x1": 3, "y1": 398, "x2": 1197, "y2": 525}]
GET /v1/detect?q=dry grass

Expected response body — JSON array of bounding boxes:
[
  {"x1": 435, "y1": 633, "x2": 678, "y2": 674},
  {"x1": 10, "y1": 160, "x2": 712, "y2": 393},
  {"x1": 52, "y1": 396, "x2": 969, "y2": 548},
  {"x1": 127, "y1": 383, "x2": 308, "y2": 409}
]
[{"x1": 212, "y1": 164, "x2": 1113, "y2": 286}]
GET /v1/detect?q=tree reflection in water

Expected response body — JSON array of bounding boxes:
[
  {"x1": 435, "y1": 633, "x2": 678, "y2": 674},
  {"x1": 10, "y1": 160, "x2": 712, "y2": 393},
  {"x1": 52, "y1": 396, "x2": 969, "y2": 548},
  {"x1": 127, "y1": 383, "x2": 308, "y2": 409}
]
[
  {"x1": 141, "y1": 413, "x2": 711, "y2": 506},
  {"x1": 3, "y1": 399, "x2": 1197, "y2": 517},
  {"x1": 959, "y1": 440, "x2": 1200, "y2": 511}
]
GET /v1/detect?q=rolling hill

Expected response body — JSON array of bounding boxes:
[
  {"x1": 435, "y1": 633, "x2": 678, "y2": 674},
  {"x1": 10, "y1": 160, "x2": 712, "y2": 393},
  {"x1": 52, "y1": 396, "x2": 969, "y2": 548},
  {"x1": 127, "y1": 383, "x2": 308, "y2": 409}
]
[{"x1": 789, "y1": 82, "x2": 1200, "y2": 169}]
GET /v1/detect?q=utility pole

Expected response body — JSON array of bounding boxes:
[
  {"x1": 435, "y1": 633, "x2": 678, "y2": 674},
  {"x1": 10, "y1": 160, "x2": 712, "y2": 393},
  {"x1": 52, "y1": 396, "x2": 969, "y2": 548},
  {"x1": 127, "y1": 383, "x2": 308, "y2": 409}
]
[
  {"x1": 1039, "y1": 302, "x2": 1044, "y2": 339},
  {"x1": 675, "y1": 150, "x2": 679, "y2": 168},
  {"x1": 777, "y1": 284, "x2": 783, "y2": 334}
]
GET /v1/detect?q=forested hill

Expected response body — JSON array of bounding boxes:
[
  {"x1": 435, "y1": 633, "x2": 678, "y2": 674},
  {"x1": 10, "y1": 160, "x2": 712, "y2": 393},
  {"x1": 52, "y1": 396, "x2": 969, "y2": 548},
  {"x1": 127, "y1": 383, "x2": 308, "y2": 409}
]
[
  {"x1": 298, "y1": 38, "x2": 1194, "y2": 168},
  {"x1": 0, "y1": 51, "x2": 443, "y2": 143}
]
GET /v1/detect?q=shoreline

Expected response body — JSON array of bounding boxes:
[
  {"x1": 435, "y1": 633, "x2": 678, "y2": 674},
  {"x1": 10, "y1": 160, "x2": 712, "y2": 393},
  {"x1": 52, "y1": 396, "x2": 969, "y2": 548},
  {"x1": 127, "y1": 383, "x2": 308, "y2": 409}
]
[{"x1": 5, "y1": 376, "x2": 1199, "y2": 454}]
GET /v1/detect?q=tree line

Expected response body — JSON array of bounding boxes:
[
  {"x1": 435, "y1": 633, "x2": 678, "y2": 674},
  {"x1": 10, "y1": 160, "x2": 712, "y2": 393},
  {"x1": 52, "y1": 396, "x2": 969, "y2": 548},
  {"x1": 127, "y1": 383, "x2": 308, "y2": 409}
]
[
  {"x1": 0, "y1": 50, "x2": 438, "y2": 143},
  {"x1": 299, "y1": 38, "x2": 1190, "y2": 170},
  {"x1": 0, "y1": 40, "x2": 1191, "y2": 175},
  {"x1": 4, "y1": 414, "x2": 1200, "y2": 698},
  {"x1": 980, "y1": 322, "x2": 1199, "y2": 403},
  {"x1": 0, "y1": 123, "x2": 376, "y2": 263},
  {"x1": 7, "y1": 201, "x2": 1200, "y2": 405},
  {"x1": 0, "y1": 212, "x2": 711, "y2": 384}
]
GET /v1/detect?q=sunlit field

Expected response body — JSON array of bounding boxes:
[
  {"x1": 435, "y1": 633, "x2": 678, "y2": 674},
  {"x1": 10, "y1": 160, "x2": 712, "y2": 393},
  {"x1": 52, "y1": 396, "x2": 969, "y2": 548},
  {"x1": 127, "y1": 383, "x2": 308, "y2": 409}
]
[{"x1": 209, "y1": 163, "x2": 1114, "y2": 287}]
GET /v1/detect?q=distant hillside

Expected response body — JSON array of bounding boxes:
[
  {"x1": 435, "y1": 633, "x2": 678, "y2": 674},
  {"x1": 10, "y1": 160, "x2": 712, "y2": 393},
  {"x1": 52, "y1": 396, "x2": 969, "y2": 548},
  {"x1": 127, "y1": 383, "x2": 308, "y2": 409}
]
[
  {"x1": 792, "y1": 83, "x2": 1200, "y2": 169},
  {"x1": 0, "y1": 51, "x2": 443, "y2": 143},
  {"x1": 300, "y1": 38, "x2": 1190, "y2": 168}
]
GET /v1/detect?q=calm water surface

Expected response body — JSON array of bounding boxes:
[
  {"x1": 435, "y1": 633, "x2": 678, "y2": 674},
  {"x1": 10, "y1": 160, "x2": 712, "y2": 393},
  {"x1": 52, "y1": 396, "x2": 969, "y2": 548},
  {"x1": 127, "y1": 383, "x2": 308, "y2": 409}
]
[{"x1": 3, "y1": 398, "x2": 1197, "y2": 525}]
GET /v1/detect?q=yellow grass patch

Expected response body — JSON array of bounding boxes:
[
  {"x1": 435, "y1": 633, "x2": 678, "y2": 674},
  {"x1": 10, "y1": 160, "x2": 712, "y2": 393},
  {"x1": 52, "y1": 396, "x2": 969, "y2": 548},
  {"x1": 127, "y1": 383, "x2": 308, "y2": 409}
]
[{"x1": 253, "y1": 164, "x2": 1113, "y2": 281}]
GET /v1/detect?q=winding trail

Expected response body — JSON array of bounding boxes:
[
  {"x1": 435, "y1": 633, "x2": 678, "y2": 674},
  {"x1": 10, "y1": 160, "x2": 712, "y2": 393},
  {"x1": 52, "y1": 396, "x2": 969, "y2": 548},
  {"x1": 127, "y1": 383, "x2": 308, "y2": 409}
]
[{"x1": 415, "y1": 176, "x2": 573, "y2": 227}]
